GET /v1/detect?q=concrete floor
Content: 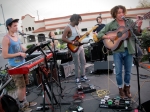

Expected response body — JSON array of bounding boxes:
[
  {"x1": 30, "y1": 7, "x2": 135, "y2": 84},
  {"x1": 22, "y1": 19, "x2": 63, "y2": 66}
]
[{"x1": 26, "y1": 63, "x2": 150, "y2": 112}]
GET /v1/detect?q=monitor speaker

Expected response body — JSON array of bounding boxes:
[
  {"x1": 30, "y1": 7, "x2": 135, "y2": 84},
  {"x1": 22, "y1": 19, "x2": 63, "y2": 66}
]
[{"x1": 59, "y1": 61, "x2": 75, "y2": 78}]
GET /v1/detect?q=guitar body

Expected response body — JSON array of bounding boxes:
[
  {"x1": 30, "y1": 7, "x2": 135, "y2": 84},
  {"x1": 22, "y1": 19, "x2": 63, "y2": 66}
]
[
  {"x1": 67, "y1": 36, "x2": 81, "y2": 53},
  {"x1": 67, "y1": 25, "x2": 98, "y2": 53},
  {"x1": 103, "y1": 26, "x2": 130, "y2": 51}
]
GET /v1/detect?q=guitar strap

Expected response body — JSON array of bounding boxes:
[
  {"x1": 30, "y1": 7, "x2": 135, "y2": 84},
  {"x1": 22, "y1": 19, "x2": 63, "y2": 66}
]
[{"x1": 75, "y1": 26, "x2": 81, "y2": 37}]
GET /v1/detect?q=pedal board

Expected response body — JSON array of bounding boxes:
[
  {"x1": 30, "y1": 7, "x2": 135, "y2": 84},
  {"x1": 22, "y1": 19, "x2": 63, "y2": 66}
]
[{"x1": 99, "y1": 98, "x2": 132, "y2": 111}]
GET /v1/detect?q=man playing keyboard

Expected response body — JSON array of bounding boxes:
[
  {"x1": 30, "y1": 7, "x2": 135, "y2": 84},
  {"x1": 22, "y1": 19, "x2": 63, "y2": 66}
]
[{"x1": 2, "y1": 18, "x2": 37, "y2": 112}]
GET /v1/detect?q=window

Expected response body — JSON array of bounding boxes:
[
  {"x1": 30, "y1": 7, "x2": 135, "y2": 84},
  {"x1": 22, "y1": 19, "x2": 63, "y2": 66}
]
[
  {"x1": 32, "y1": 27, "x2": 34, "y2": 31},
  {"x1": 27, "y1": 35, "x2": 35, "y2": 43},
  {"x1": 26, "y1": 28, "x2": 28, "y2": 32},
  {"x1": 38, "y1": 34, "x2": 45, "y2": 42},
  {"x1": 54, "y1": 32, "x2": 58, "y2": 35},
  {"x1": 28, "y1": 27, "x2": 31, "y2": 31},
  {"x1": 81, "y1": 28, "x2": 87, "y2": 32}
]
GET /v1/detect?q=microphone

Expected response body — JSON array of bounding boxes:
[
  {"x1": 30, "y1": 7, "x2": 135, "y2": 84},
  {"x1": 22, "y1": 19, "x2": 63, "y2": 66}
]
[
  {"x1": 121, "y1": 16, "x2": 127, "y2": 21},
  {"x1": 18, "y1": 30, "x2": 26, "y2": 36}
]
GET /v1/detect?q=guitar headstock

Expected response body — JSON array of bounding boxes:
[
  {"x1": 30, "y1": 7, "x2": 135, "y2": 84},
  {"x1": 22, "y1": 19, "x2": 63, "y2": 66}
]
[
  {"x1": 139, "y1": 11, "x2": 150, "y2": 20},
  {"x1": 92, "y1": 25, "x2": 99, "y2": 30}
]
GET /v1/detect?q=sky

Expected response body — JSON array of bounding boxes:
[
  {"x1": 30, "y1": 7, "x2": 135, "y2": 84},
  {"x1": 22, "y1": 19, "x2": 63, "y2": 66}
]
[{"x1": 0, "y1": 0, "x2": 141, "y2": 34}]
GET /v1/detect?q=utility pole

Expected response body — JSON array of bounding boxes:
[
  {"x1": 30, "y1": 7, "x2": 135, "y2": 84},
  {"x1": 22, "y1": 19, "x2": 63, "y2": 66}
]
[
  {"x1": 37, "y1": 10, "x2": 39, "y2": 20},
  {"x1": 0, "y1": 4, "x2": 7, "y2": 33}
]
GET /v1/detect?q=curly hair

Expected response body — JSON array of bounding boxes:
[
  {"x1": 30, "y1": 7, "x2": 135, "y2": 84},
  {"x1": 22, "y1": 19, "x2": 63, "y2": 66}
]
[
  {"x1": 110, "y1": 5, "x2": 127, "y2": 19},
  {"x1": 70, "y1": 14, "x2": 82, "y2": 22}
]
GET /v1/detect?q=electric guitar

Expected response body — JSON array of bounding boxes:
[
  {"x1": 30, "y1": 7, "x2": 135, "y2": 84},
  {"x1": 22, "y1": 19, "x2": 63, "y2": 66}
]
[
  {"x1": 67, "y1": 25, "x2": 98, "y2": 53},
  {"x1": 94, "y1": 11, "x2": 150, "y2": 51}
]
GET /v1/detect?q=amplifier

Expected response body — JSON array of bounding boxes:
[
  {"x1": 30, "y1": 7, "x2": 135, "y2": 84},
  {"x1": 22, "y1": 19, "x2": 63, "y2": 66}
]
[
  {"x1": 94, "y1": 61, "x2": 113, "y2": 72},
  {"x1": 59, "y1": 61, "x2": 75, "y2": 78},
  {"x1": 90, "y1": 42, "x2": 107, "y2": 61}
]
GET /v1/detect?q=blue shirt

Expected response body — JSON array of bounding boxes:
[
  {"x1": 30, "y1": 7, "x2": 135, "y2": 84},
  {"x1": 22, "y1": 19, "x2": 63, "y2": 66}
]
[
  {"x1": 93, "y1": 24, "x2": 105, "y2": 33},
  {"x1": 7, "y1": 35, "x2": 25, "y2": 67}
]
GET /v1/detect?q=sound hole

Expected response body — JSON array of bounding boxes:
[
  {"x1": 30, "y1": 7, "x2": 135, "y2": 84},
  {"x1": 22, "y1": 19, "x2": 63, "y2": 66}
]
[{"x1": 117, "y1": 31, "x2": 123, "y2": 37}]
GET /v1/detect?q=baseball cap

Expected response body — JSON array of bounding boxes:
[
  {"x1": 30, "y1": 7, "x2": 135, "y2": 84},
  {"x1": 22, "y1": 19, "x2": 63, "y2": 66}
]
[{"x1": 6, "y1": 18, "x2": 19, "y2": 27}]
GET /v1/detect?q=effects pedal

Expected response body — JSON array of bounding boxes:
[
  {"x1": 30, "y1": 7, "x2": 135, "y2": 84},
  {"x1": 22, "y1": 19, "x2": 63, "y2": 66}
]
[
  {"x1": 77, "y1": 85, "x2": 96, "y2": 94},
  {"x1": 99, "y1": 96, "x2": 132, "y2": 111},
  {"x1": 36, "y1": 106, "x2": 49, "y2": 111}
]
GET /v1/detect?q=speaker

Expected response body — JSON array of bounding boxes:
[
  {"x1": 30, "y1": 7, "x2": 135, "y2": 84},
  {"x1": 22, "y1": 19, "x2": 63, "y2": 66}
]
[
  {"x1": 59, "y1": 61, "x2": 75, "y2": 78},
  {"x1": 90, "y1": 42, "x2": 107, "y2": 61},
  {"x1": 94, "y1": 61, "x2": 113, "y2": 72},
  {"x1": 141, "y1": 100, "x2": 150, "y2": 112}
]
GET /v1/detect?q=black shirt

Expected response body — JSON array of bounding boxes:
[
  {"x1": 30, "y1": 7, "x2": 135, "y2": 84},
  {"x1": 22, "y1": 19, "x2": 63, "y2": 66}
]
[{"x1": 93, "y1": 24, "x2": 105, "y2": 33}]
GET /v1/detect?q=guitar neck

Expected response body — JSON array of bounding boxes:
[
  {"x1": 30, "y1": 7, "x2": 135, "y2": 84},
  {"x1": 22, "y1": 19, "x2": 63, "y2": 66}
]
[{"x1": 78, "y1": 28, "x2": 94, "y2": 42}]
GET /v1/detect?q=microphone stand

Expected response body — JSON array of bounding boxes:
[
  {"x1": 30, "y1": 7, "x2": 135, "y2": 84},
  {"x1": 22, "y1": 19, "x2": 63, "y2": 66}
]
[
  {"x1": 126, "y1": 20, "x2": 143, "y2": 111},
  {"x1": 49, "y1": 37, "x2": 63, "y2": 94}
]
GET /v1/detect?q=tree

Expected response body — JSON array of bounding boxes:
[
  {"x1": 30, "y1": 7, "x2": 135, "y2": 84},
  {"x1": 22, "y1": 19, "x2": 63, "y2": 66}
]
[{"x1": 137, "y1": 0, "x2": 150, "y2": 8}]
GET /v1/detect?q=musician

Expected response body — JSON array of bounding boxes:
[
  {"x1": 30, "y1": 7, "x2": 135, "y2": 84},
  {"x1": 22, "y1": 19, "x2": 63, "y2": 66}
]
[
  {"x1": 2, "y1": 18, "x2": 37, "y2": 111},
  {"x1": 93, "y1": 15, "x2": 107, "y2": 61},
  {"x1": 97, "y1": 5, "x2": 142, "y2": 98},
  {"x1": 93, "y1": 15, "x2": 105, "y2": 33},
  {"x1": 49, "y1": 31, "x2": 60, "y2": 49},
  {"x1": 62, "y1": 14, "x2": 89, "y2": 83}
]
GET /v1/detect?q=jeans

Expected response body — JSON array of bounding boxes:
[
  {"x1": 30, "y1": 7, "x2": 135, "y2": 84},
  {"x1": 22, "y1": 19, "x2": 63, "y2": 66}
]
[
  {"x1": 71, "y1": 46, "x2": 86, "y2": 78},
  {"x1": 113, "y1": 48, "x2": 133, "y2": 88}
]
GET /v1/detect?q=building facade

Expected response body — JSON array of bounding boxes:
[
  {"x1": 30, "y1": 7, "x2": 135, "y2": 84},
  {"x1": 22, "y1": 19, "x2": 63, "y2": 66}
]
[{"x1": 21, "y1": 7, "x2": 150, "y2": 47}]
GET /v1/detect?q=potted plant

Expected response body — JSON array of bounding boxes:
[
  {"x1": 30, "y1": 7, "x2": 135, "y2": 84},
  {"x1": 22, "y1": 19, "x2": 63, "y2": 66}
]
[
  {"x1": 84, "y1": 47, "x2": 91, "y2": 62},
  {"x1": 140, "y1": 28, "x2": 150, "y2": 62},
  {"x1": 141, "y1": 28, "x2": 150, "y2": 52}
]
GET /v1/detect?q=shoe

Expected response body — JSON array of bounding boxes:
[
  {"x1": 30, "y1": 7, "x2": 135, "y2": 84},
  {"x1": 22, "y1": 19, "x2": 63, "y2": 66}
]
[
  {"x1": 80, "y1": 76, "x2": 89, "y2": 82},
  {"x1": 118, "y1": 88, "x2": 125, "y2": 99},
  {"x1": 76, "y1": 78, "x2": 81, "y2": 84},
  {"x1": 25, "y1": 102, "x2": 37, "y2": 107},
  {"x1": 123, "y1": 85, "x2": 132, "y2": 98},
  {"x1": 20, "y1": 105, "x2": 32, "y2": 112}
]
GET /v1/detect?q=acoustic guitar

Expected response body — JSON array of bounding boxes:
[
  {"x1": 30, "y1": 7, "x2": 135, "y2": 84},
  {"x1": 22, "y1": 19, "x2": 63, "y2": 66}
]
[
  {"x1": 67, "y1": 25, "x2": 98, "y2": 53},
  {"x1": 94, "y1": 11, "x2": 150, "y2": 51}
]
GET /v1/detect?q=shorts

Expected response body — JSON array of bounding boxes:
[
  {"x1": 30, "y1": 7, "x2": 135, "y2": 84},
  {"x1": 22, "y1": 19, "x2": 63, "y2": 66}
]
[
  {"x1": 9, "y1": 66, "x2": 29, "y2": 89},
  {"x1": 11, "y1": 74, "x2": 29, "y2": 89}
]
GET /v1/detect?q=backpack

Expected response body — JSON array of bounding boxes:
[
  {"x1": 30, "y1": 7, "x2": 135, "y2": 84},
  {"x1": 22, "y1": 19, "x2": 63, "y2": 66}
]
[{"x1": 0, "y1": 94, "x2": 19, "y2": 112}]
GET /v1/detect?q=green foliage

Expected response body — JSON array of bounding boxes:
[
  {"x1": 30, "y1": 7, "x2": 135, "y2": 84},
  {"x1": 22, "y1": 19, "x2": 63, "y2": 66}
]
[
  {"x1": 140, "y1": 28, "x2": 150, "y2": 51},
  {"x1": 141, "y1": 55, "x2": 149, "y2": 62},
  {"x1": 57, "y1": 43, "x2": 66, "y2": 50},
  {"x1": 84, "y1": 48, "x2": 90, "y2": 58},
  {"x1": 137, "y1": 0, "x2": 150, "y2": 8},
  {"x1": 26, "y1": 44, "x2": 33, "y2": 49}
]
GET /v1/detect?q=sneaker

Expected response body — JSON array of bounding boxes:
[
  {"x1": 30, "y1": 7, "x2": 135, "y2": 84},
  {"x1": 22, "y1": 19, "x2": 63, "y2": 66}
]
[
  {"x1": 25, "y1": 102, "x2": 37, "y2": 107},
  {"x1": 20, "y1": 105, "x2": 32, "y2": 112},
  {"x1": 80, "y1": 76, "x2": 89, "y2": 82},
  {"x1": 76, "y1": 78, "x2": 81, "y2": 84}
]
